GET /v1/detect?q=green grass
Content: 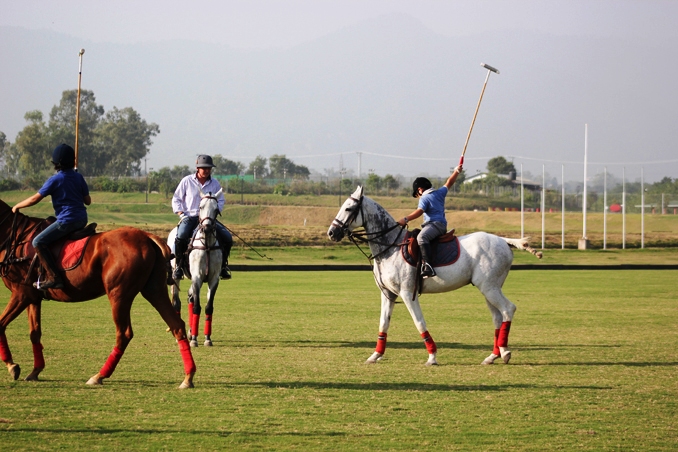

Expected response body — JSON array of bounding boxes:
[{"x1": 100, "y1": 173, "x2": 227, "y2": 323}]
[{"x1": 1, "y1": 270, "x2": 676, "y2": 450}]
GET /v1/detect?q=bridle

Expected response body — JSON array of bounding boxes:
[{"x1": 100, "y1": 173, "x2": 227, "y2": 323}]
[
  {"x1": 191, "y1": 195, "x2": 220, "y2": 251},
  {"x1": 0, "y1": 209, "x2": 45, "y2": 278},
  {"x1": 331, "y1": 195, "x2": 407, "y2": 262}
]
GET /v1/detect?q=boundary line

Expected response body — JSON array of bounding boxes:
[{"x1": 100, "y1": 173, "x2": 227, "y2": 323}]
[{"x1": 229, "y1": 264, "x2": 678, "y2": 272}]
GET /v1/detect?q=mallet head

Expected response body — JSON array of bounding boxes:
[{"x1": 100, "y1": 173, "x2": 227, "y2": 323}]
[
  {"x1": 79, "y1": 48, "x2": 85, "y2": 56},
  {"x1": 481, "y1": 63, "x2": 499, "y2": 74}
]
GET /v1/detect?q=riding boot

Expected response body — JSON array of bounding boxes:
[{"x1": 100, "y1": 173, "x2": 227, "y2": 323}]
[
  {"x1": 420, "y1": 243, "x2": 436, "y2": 278},
  {"x1": 33, "y1": 246, "x2": 64, "y2": 289},
  {"x1": 173, "y1": 239, "x2": 188, "y2": 280},
  {"x1": 220, "y1": 245, "x2": 231, "y2": 280}
]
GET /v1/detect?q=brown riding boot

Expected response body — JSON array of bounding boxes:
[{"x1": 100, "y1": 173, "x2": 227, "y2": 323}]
[{"x1": 34, "y1": 246, "x2": 64, "y2": 290}]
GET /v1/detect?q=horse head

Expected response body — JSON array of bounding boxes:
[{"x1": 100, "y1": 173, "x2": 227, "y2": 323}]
[
  {"x1": 328, "y1": 186, "x2": 364, "y2": 242},
  {"x1": 198, "y1": 188, "x2": 222, "y2": 233}
]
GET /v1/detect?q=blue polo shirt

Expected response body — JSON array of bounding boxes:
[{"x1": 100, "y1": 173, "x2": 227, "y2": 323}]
[
  {"x1": 38, "y1": 169, "x2": 89, "y2": 224},
  {"x1": 418, "y1": 186, "x2": 448, "y2": 226}
]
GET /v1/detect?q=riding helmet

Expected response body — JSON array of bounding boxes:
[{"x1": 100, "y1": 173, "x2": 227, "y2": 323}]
[
  {"x1": 412, "y1": 177, "x2": 432, "y2": 197},
  {"x1": 51, "y1": 143, "x2": 76, "y2": 169},
  {"x1": 196, "y1": 155, "x2": 216, "y2": 168}
]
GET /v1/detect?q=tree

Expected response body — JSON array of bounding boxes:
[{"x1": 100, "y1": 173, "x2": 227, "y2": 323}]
[
  {"x1": 14, "y1": 111, "x2": 51, "y2": 175},
  {"x1": 93, "y1": 107, "x2": 160, "y2": 176},
  {"x1": 247, "y1": 155, "x2": 269, "y2": 179},
  {"x1": 211, "y1": 154, "x2": 244, "y2": 176},
  {"x1": 48, "y1": 90, "x2": 104, "y2": 173},
  {"x1": 382, "y1": 174, "x2": 399, "y2": 195},
  {"x1": 269, "y1": 154, "x2": 310, "y2": 180},
  {"x1": 487, "y1": 156, "x2": 516, "y2": 175},
  {"x1": 365, "y1": 173, "x2": 382, "y2": 194}
]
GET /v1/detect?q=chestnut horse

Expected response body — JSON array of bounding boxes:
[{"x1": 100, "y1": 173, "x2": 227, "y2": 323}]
[{"x1": 0, "y1": 199, "x2": 196, "y2": 388}]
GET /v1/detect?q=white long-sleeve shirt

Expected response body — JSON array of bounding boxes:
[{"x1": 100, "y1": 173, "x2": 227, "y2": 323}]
[{"x1": 172, "y1": 173, "x2": 225, "y2": 217}]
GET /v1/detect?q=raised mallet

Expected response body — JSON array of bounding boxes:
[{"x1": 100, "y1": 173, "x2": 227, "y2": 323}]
[
  {"x1": 459, "y1": 63, "x2": 500, "y2": 167},
  {"x1": 75, "y1": 48, "x2": 85, "y2": 171}
]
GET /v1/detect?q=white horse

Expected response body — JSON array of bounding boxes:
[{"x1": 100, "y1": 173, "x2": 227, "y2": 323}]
[
  {"x1": 327, "y1": 186, "x2": 542, "y2": 366},
  {"x1": 168, "y1": 189, "x2": 223, "y2": 347}
]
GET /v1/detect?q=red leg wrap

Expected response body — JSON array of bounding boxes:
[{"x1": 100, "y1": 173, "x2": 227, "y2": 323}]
[
  {"x1": 493, "y1": 328, "x2": 500, "y2": 355},
  {"x1": 99, "y1": 347, "x2": 124, "y2": 378},
  {"x1": 0, "y1": 334, "x2": 12, "y2": 362},
  {"x1": 191, "y1": 314, "x2": 200, "y2": 338},
  {"x1": 375, "y1": 332, "x2": 387, "y2": 354},
  {"x1": 421, "y1": 331, "x2": 437, "y2": 354},
  {"x1": 204, "y1": 314, "x2": 212, "y2": 336},
  {"x1": 187, "y1": 302, "x2": 194, "y2": 331},
  {"x1": 178, "y1": 338, "x2": 197, "y2": 374},
  {"x1": 497, "y1": 321, "x2": 512, "y2": 348},
  {"x1": 33, "y1": 343, "x2": 45, "y2": 369}
]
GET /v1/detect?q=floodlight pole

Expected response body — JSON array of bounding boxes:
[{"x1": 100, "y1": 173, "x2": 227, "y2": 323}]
[
  {"x1": 622, "y1": 167, "x2": 626, "y2": 249},
  {"x1": 520, "y1": 164, "x2": 524, "y2": 238},
  {"x1": 641, "y1": 167, "x2": 645, "y2": 249},
  {"x1": 75, "y1": 48, "x2": 85, "y2": 171},
  {"x1": 541, "y1": 164, "x2": 545, "y2": 250},
  {"x1": 603, "y1": 167, "x2": 607, "y2": 250},
  {"x1": 561, "y1": 165, "x2": 565, "y2": 250}
]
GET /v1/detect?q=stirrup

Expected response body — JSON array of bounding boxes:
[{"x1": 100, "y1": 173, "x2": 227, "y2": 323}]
[
  {"x1": 172, "y1": 266, "x2": 184, "y2": 280},
  {"x1": 421, "y1": 263, "x2": 436, "y2": 278},
  {"x1": 34, "y1": 278, "x2": 64, "y2": 290},
  {"x1": 220, "y1": 266, "x2": 232, "y2": 280}
]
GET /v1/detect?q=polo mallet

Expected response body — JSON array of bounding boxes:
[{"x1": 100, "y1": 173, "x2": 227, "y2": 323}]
[
  {"x1": 459, "y1": 63, "x2": 499, "y2": 167},
  {"x1": 74, "y1": 48, "x2": 85, "y2": 171}
]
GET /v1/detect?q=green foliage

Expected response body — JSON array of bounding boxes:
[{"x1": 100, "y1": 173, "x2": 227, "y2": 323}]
[
  {"x1": 487, "y1": 155, "x2": 516, "y2": 174},
  {"x1": 211, "y1": 154, "x2": 245, "y2": 176},
  {"x1": 8, "y1": 90, "x2": 159, "y2": 179},
  {"x1": 247, "y1": 155, "x2": 269, "y2": 179}
]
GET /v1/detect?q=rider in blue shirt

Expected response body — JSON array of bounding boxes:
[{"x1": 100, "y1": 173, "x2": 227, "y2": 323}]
[
  {"x1": 397, "y1": 165, "x2": 462, "y2": 278},
  {"x1": 12, "y1": 144, "x2": 91, "y2": 289}
]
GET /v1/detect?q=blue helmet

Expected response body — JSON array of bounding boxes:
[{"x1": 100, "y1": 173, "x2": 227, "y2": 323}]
[{"x1": 51, "y1": 144, "x2": 76, "y2": 169}]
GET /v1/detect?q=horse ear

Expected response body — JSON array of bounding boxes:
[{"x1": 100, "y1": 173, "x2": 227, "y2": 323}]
[
  {"x1": 352, "y1": 186, "x2": 363, "y2": 198},
  {"x1": 215, "y1": 188, "x2": 223, "y2": 197},
  {"x1": 199, "y1": 188, "x2": 206, "y2": 198}
]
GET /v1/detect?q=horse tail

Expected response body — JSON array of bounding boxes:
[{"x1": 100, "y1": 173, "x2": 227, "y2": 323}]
[
  {"x1": 502, "y1": 237, "x2": 543, "y2": 259},
  {"x1": 144, "y1": 232, "x2": 175, "y2": 285}
]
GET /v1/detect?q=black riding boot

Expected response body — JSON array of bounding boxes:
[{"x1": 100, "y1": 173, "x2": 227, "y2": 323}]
[
  {"x1": 173, "y1": 238, "x2": 188, "y2": 280},
  {"x1": 34, "y1": 246, "x2": 64, "y2": 289},
  {"x1": 220, "y1": 245, "x2": 232, "y2": 280},
  {"x1": 420, "y1": 243, "x2": 436, "y2": 278}
]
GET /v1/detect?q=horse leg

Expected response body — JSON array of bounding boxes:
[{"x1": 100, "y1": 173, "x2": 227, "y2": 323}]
[
  {"x1": 166, "y1": 281, "x2": 182, "y2": 333},
  {"x1": 142, "y1": 289, "x2": 196, "y2": 389},
  {"x1": 0, "y1": 289, "x2": 35, "y2": 380},
  {"x1": 203, "y1": 278, "x2": 219, "y2": 347},
  {"x1": 188, "y1": 278, "x2": 202, "y2": 348},
  {"x1": 24, "y1": 302, "x2": 45, "y2": 381},
  {"x1": 401, "y1": 292, "x2": 438, "y2": 366},
  {"x1": 86, "y1": 295, "x2": 135, "y2": 386},
  {"x1": 480, "y1": 287, "x2": 516, "y2": 365},
  {"x1": 366, "y1": 293, "x2": 395, "y2": 363}
]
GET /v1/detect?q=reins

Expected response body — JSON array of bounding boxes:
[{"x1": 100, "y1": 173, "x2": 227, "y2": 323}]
[
  {"x1": 333, "y1": 196, "x2": 407, "y2": 263},
  {"x1": 0, "y1": 210, "x2": 46, "y2": 277}
]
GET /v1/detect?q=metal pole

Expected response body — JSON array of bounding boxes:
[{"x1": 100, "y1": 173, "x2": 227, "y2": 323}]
[
  {"x1": 561, "y1": 164, "x2": 565, "y2": 250},
  {"x1": 75, "y1": 48, "x2": 85, "y2": 171},
  {"x1": 582, "y1": 124, "x2": 588, "y2": 240},
  {"x1": 603, "y1": 167, "x2": 607, "y2": 250},
  {"x1": 541, "y1": 164, "x2": 545, "y2": 250},
  {"x1": 520, "y1": 163, "x2": 525, "y2": 239},
  {"x1": 640, "y1": 166, "x2": 645, "y2": 249},
  {"x1": 622, "y1": 167, "x2": 626, "y2": 249},
  {"x1": 145, "y1": 158, "x2": 148, "y2": 203}
]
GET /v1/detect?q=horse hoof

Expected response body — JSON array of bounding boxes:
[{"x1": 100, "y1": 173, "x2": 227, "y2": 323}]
[
  {"x1": 86, "y1": 374, "x2": 104, "y2": 386},
  {"x1": 204, "y1": 339, "x2": 212, "y2": 347},
  {"x1": 8, "y1": 363, "x2": 21, "y2": 380},
  {"x1": 190, "y1": 339, "x2": 198, "y2": 348},
  {"x1": 425, "y1": 360, "x2": 439, "y2": 366},
  {"x1": 365, "y1": 352, "x2": 383, "y2": 364},
  {"x1": 481, "y1": 353, "x2": 499, "y2": 365},
  {"x1": 501, "y1": 350, "x2": 512, "y2": 364},
  {"x1": 24, "y1": 369, "x2": 42, "y2": 381},
  {"x1": 179, "y1": 375, "x2": 194, "y2": 389}
]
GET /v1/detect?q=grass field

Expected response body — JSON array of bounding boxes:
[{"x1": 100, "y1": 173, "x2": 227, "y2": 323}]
[{"x1": 1, "y1": 270, "x2": 676, "y2": 450}]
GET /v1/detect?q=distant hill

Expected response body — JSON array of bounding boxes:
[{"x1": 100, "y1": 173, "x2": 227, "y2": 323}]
[{"x1": 1, "y1": 15, "x2": 676, "y2": 181}]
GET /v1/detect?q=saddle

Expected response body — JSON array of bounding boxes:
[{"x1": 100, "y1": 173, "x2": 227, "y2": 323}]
[
  {"x1": 401, "y1": 228, "x2": 460, "y2": 268},
  {"x1": 28, "y1": 218, "x2": 98, "y2": 271}
]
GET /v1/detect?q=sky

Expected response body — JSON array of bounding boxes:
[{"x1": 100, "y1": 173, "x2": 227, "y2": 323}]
[{"x1": 2, "y1": 0, "x2": 678, "y2": 184}]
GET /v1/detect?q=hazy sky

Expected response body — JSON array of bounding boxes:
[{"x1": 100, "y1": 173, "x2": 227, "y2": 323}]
[
  {"x1": 2, "y1": 1, "x2": 678, "y2": 183},
  {"x1": 4, "y1": 0, "x2": 676, "y2": 48}
]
